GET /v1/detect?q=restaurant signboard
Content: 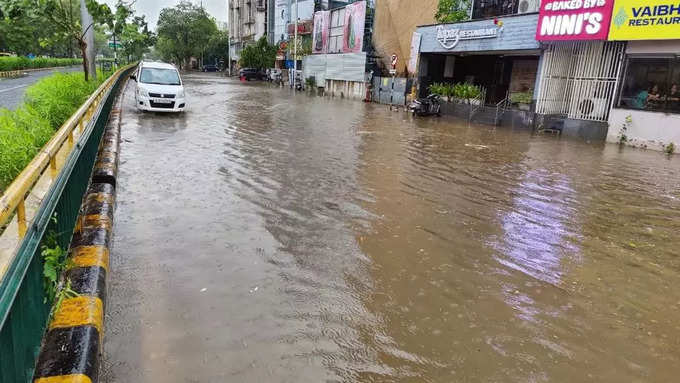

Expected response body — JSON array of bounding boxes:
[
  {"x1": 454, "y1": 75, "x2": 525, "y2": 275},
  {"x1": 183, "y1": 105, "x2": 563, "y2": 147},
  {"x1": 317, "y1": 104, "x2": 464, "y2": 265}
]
[{"x1": 536, "y1": 0, "x2": 615, "y2": 41}]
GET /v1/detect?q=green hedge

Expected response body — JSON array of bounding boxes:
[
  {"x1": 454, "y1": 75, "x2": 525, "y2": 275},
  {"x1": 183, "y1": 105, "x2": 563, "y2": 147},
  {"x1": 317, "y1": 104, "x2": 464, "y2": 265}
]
[
  {"x1": 0, "y1": 71, "x2": 110, "y2": 191},
  {"x1": 0, "y1": 57, "x2": 82, "y2": 72}
]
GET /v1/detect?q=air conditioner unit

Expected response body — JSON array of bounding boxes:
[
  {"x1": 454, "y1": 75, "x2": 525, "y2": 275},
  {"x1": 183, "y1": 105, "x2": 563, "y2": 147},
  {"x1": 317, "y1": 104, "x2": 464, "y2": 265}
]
[
  {"x1": 577, "y1": 98, "x2": 609, "y2": 120},
  {"x1": 518, "y1": 0, "x2": 540, "y2": 14}
]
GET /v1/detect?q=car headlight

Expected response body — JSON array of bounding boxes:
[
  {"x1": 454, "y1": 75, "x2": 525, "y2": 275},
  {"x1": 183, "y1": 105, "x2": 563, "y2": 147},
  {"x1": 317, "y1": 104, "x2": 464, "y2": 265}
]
[
  {"x1": 138, "y1": 88, "x2": 149, "y2": 97},
  {"x1": 177, "y1": 89, "x2": 185, "y2": 98}
]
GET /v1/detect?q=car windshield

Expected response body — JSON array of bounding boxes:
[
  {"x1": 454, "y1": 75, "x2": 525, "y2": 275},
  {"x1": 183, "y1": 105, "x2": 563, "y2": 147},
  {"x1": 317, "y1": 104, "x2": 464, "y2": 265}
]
[{"x1": 140, "y1": 68, "x2": 181, "y2": 85}]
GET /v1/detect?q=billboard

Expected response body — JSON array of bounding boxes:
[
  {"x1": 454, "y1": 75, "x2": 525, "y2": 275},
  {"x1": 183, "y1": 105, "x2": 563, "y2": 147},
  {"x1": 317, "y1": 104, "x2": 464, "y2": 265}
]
[
  {"x1": 608, "y1": 0, "x2": 680, "y2": 40},
  {"x1": 313, "y1": 11, "x2": 331, "y2": 54},
  {"x1": 536, "y1": 0, "x2": 615, "y2": 41},
  {"x1": 275, "y1": 0, "x2": 289, "y2": 42},
  {"x1": 342, "y1": 1, "x2": 366, "y2": 53}
]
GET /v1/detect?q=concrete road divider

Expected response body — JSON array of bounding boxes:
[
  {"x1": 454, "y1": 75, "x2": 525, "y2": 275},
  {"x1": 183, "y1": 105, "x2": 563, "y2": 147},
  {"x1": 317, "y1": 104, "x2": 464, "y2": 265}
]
[{"x1": 32, "y1": 86, "x2": 124, "y2": 383}]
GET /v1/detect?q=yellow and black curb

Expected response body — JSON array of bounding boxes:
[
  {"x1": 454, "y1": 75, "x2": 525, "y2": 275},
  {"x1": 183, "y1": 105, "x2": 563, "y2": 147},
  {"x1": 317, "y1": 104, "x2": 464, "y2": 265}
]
[{"x1": 32, "y1": 89, "x2": 124, "y2": 383}]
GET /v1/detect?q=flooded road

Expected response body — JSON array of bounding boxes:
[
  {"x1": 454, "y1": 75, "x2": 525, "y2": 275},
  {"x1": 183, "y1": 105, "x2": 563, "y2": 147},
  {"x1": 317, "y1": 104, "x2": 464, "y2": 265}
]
[{"x1": 104, "y1": 73, "x2": 680, "y2": 382}]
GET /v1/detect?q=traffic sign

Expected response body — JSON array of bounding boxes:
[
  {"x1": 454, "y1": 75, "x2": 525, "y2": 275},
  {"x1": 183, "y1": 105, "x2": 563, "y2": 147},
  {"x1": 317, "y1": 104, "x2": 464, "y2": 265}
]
[
  {"x1": 389, "y1": 69, "x2": 397, "y2": 75},
  {"x1": 391, "y1": 54, "x2": 398, "y2": 68},
  {"x1": 108, "y1": 42, "x2": 121, "y2": 49}
]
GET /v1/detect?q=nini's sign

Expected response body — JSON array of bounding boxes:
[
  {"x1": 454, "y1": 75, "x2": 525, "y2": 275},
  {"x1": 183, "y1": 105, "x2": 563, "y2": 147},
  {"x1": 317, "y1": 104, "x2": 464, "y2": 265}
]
[
  {"x1": 608, "y1": 0, "x2": 680, "y2": 40},
  {"x1": 436, "y1": 23, "x2": 504, "y2": 49},
  {"x1": 536, "y1": 0, "x2": 615, "y2": 40}
]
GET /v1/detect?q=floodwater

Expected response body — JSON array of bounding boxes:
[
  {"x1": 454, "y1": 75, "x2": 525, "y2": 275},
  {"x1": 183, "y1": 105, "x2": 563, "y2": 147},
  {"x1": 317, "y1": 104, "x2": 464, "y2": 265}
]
[{"x1": 103, "y1": 73, "x2": 680, "y2": 382}]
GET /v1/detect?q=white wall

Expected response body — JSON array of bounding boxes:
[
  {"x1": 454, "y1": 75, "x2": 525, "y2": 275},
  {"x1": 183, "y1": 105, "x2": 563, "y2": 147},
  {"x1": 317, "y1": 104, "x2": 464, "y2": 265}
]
[
  {"x1": 302, "y1": 52, "x2": 367, "y2": 83},
  {"x1": 607, "y1": 108, "x2": 680, "y2": 152},
  {"x1": 606, "y1": 40, "x2": 680, "y2": 152}
]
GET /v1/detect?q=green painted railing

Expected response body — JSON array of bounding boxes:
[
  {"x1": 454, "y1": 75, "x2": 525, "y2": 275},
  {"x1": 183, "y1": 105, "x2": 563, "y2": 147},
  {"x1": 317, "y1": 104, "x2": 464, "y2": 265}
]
[{"x1": 0, "y1": 64, "x2": 135, "y2": 383}]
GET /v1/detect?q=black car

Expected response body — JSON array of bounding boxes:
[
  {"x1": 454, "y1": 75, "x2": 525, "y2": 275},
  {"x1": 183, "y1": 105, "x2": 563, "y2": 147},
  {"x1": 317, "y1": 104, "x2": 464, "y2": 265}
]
[
  {"x1": 239, "y1": 68, "x2": 265, "y2": 81},
  {"x1": 202, "y1": 64, "x2": 219, "y2": 72}
]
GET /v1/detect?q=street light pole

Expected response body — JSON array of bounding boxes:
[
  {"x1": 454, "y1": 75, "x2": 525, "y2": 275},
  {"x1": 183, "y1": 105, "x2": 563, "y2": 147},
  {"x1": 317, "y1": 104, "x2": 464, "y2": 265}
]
[
  {"x1": 293, "y1": 0, "x2": 298, "y2": 90},
  {"x1": 113, "y1": 25, "x2": 118, "y2": 68}
]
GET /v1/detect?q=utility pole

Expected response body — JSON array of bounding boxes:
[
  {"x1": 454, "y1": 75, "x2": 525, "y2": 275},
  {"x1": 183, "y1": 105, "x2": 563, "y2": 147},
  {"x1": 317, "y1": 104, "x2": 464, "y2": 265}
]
[
  {"x1": 80, "y1": 0, "x2": 97, "y2": 80},
  {"x1": 293, "y1": 0, "x2": 298, "y2": 90},
  {"x1": 113, "y1": 24, "x2": 118, "y2": 69}
]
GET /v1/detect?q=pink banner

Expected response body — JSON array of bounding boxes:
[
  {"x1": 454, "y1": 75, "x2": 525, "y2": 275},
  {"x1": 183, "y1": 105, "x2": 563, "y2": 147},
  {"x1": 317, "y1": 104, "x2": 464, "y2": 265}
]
[
  {"x1": 342, "y1": 1, "x2": 366, "y2": 53},
  {"x1": 536, "y1": 0, "x2": 615, "y2": 41},
  {"x1": 312, "y1": 11, "x2": 330, "y2": 54}
]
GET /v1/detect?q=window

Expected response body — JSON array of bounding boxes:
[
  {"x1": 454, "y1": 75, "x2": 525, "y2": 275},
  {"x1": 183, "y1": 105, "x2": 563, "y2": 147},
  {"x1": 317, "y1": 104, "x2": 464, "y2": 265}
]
[
  {"x1": 473, "y1": 0, "x2": 518, "y2": 19},
  {"x1": 328, "y1": 8, "x2": 345, "y2": 53},
  {"x1": 140, "y1": 68, "x2": 181, "y2": 86},
  {"x1": 617, "y1": 57, "x2": 680, "y2": 114}
]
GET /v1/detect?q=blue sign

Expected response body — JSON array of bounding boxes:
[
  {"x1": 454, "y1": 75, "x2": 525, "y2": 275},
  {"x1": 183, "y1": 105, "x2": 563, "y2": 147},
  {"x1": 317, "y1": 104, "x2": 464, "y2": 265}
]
[{"x1": 285, "y1": 60, "x2": 295, "y2": 69}]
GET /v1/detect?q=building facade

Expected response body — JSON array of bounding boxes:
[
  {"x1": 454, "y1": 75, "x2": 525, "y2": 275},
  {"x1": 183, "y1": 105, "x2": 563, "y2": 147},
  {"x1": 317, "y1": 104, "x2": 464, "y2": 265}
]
[
  {"x1": 372, "y1": 0, "x2": 439, "y2": 75},
  {"x1": 408, "y1": 0, "x2": 679, "y2": 150},
  {"x1": 414, "y1": 0, "x2": 542, "y2": 109},
  {"x1": 304, "y1": 0, "x2": 373, "y2": 99},
  {"x1": 605, "y1": 0, "x2": 680, "y2": 152},
  {"x1": 228, "y1": 0, "x2": 269, "y2": 70}
]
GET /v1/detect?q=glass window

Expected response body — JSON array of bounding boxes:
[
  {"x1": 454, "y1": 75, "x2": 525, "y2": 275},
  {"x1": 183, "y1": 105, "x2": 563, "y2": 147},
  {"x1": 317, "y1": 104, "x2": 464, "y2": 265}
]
[
  {"x1": 617, "y1": 58, "x2": 680, "y2": 114},
  {"x1": 328, "y1": 8, "x2": 344, "y2": 53},
  {"x1": 669, "y1": 62, "x2": 680, "y2": 113},
  {"x1": 473, "y1": 0, "x2": 519, "y2": 19},
  {"x1": 140, "y1": 68, "x2": 181, "y2": 86}
]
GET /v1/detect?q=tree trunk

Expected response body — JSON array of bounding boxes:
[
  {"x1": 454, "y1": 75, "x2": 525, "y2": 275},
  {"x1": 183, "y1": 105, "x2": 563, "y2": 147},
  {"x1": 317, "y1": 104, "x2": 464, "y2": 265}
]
[{"x1": 80, "y1": 39, "x2": 89, "y2": 82}]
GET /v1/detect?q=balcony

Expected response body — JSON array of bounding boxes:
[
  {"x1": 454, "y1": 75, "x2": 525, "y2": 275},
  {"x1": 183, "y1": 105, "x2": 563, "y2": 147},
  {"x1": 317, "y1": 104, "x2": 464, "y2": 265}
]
[{"x1": 472, "y1": 0, "x2": 540, "y2": 19}]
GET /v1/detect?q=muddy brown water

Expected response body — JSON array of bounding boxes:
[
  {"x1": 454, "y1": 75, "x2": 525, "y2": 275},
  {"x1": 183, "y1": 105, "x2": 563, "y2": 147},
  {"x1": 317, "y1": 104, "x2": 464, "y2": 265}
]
[{"x1": 103, "y1": 73, "x2": 680, "y2": 382}]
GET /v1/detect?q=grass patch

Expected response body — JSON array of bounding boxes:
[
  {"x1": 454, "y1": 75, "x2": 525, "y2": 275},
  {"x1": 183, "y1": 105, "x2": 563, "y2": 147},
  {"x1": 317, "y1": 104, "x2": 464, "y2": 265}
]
[
  {"x1": 0, "y1": 57, "x2": 82, "y2": 72},
  {"x1": 0, "y1": 70, "x2": 111, "y2": 191}
]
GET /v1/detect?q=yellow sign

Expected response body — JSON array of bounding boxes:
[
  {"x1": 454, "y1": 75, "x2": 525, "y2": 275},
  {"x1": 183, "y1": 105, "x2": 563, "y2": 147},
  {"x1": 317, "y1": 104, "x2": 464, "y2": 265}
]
[{"x1": 609, "y1": 0, "x2": 680, "y2": 40}]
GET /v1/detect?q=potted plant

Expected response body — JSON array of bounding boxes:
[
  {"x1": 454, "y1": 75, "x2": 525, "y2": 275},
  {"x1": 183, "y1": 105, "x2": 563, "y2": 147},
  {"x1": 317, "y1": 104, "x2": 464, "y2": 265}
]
[
  {"x1": 510, "y1": 91, "x2": 533, "y2": 111},
  {"x1": 305, "y1": 76, "x2": 316, "y2": 93},
  {"x1": 453, "y1": 83, "x2": 481, "y2": 105}
]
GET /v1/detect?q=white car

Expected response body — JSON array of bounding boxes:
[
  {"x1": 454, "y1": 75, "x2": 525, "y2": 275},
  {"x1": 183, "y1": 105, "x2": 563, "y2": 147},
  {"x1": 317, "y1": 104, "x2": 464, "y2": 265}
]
[{"x1": 131, "y1": 62, "x2": 186, "y2": 112}]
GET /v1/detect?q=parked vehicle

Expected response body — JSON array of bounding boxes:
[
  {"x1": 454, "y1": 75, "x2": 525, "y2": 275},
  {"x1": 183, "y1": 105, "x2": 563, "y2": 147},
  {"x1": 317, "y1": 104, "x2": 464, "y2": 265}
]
[
  {"x1": 267, "y1": 68, "x2": 282, "y2": 82},
  {"x1": 239, "y1": 68, "x2": 266, "y2": 81},
  {"x1": 130, "y1": 61, "x2": 186, "y2": 113},
  {"x1": 202, "y1": 64, "x2": 219, "y2": 72},
  {"x1": 409, "y1": 94, "x2": 442, "y2": 117}
]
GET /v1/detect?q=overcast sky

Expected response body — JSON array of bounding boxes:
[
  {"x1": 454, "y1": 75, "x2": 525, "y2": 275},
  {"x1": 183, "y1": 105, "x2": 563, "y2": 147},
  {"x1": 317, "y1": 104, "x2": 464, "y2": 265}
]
[{"x1": 103, "y1": 0, "x2": 228, "y2": 31}]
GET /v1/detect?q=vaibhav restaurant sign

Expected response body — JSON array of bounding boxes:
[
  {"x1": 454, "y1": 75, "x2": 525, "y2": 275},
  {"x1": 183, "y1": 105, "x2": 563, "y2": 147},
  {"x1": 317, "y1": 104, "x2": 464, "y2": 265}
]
[
  {"x1": 608, "y1": 0, "x2": 680, "y2": 40},
  {"x1": 536, "y1": 0, "x2": 615, "y2": 40}
]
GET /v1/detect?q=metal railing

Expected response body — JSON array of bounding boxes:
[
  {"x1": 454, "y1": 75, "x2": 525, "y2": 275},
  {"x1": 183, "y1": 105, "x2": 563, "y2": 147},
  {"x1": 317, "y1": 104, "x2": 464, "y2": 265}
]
[
  {"x1": 468, "y1": 86, "x2": 487, "y2": 122},
  {"x1": 0, "y1": 66, "x2": 127, "y2": 236},
  {"x1": 494, "y1": 91, "x2": 510, "y2": 126},
  {"x1": 0, "y1": 63, "x2": 135, "y2": 383}
]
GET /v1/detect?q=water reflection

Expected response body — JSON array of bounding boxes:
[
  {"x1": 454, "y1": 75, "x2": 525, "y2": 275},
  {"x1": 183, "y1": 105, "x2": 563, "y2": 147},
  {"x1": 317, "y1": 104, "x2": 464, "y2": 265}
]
[{"x1": 494, "y1": 168, "x2": 580, "y2": 287}]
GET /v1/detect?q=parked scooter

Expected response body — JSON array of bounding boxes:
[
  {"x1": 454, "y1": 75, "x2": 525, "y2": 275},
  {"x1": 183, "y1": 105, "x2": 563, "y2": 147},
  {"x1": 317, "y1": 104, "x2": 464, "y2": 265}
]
[{"x1": 409, "y1": 94, "x2": 442, "y2": 117}]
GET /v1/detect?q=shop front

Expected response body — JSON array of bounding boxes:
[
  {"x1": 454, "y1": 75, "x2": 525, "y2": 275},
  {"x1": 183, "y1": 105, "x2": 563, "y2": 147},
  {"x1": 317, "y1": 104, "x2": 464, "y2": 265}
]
[
  {"x1": 606, "y1": 0, "x2": 680, "y2": 151},
  {"x1": 534, "y1": 0, "x2": 627, "y2": 141},
  {"x1": 415, "y1": 13, "x2": 541, "y2": 105}
]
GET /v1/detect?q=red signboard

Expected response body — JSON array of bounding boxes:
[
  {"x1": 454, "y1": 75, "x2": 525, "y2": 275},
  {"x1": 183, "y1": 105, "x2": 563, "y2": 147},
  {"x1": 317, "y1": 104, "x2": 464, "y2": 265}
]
[
  {"x1": 287, "y1": 20, "x2": 313, "y2": 35},
  {"x1": 536, "y1": 0, "x2": 615, "y2": 41}
]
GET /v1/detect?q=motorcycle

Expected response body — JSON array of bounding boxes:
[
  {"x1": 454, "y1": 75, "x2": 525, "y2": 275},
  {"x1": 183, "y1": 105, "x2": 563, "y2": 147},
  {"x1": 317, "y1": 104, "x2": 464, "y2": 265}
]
[{"x1": 409, "y1": 94, "x2": 442, "y2": 117}]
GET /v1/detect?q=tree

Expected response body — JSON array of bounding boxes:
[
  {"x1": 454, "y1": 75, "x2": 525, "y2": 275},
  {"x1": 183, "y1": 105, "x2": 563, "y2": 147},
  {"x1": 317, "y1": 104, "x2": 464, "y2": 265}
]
[
  {"x1": 156, "y1": 1, "x2": 218, "y2": 69},
  {"x1": 239, "y1": 36, "x2": 277, "y2": 70},
  {"x1": 435, "y1": 0, "x2": 471, "y2": 23},
  {"x1": 15, "y1": 0, "x2": 118, "y2": 80},
  {"x1": 204, "y1": 29, "x2": 229, "y2": 67},
  {"x1": 285, "y1": 35, "x2": 312, "y2": 59},
  {"x1": 119, "y1": 16, "x2": 156, "y2": 62},
  {"x1": 0, "y1": 0, "x2": 73, "y2": 56}
]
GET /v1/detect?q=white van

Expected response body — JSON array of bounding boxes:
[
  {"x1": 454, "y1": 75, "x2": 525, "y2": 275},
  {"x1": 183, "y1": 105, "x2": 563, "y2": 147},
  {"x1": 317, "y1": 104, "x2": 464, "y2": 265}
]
[{"x1": 131, "y1": 62, "x2": 186, "y2": 112}]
